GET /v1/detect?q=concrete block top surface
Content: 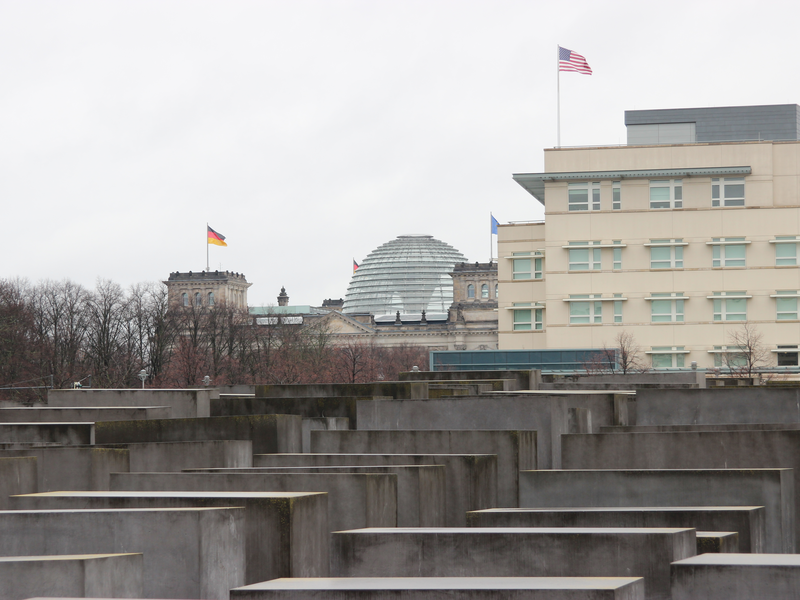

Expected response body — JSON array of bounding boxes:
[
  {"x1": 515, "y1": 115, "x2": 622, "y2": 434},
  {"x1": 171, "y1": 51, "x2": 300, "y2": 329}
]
[
  {"x1": 0, "y1": 507, "x2": 242, "y2": 514},
  {"x1": 527, "y1": 468, "x2": 793, "y2": 474},
  {"x1": 674, "y1": 554, "x2": 800, "y2": 566},
  {"x1": 473, "y1": 506, "x2": 764, "y2": 513},
  {"x1": 486, "y1": 390, "x2": 634, "y2": 396},
  {"x1": 258, "y1": 453, "x2": 498, "y2": 458},
  {"x1": 13, "y1": 491, "x2": 324, "y2": 500},
  {"x1": 0, "y1": 553, "x2": 142, "y2": 562},
  {"x1": 335, "y1": 527, "x2": 694, "y2": 535},
  {"x1": 235, "y1": 577, "x2": 645, "y2": 591}
]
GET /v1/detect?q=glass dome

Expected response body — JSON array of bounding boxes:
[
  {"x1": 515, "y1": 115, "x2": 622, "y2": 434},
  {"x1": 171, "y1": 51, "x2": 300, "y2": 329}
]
[{"x1": 343, "y1": 234, "x2": 467, "y2": 316}]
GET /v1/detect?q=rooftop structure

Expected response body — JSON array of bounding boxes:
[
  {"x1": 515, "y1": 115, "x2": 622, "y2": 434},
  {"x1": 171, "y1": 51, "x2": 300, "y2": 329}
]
[{"x1": 164, "y1": 270, "x2": 251, "y2": 309}]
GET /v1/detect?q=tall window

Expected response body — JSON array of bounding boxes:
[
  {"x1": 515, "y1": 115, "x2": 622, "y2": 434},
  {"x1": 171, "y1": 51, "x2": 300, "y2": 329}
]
[
  {"x1": 195, "y1": 292, "x2": 202, "y2": 306},
  {"x1": 613, "y1": 294, "x2": 623, "y2": 323},
  {"x1": 569, "y1": 295, "x2": 602, "y2": 324},
  {"x1": 651, "y1": 347, "x2": 686, "y2": 369},
  {"x1": 467, "y1": 284, "x2": 475, "y2": 298},
  {"x1": 650, "y1": 179, "x2": 682, "y2": 209},
  {"x1": 495, "y1": 284, "x2": 498, "y2": 299},
  {"x1": 568, "y1": 242, "x2": 601, "y2": 271},
  {"x1": 649, "y1": 239, "x2": 684, "y2": 269},
  {"x1": 512, "y1": 304, "x2": 543, "y2": 331},
  {"x1": 774, "y1": 236, "x2": 799, "y2": 266},
  {"x1": 612, "y1": 241, "x2": 622, "y2": 270},
  {"x1": 712, "y1": 292, "x2": 748, "y2": 321},
  {"x1": 612, "y1": 181, "x2": 621, "y2": 210},
  {"x1": 711, "y1": 237, "x2": 747, "y2": 267},
  {"x1": 481, "y1": 284, "x2": 489, "y2": 299},
  {"x1": 775, "y1": 291, "x2": 799, "y2": 320},
  {"x1": 712, "y1": 177, "x2": 745, "y2": 207},
  {"x1": 182, "y1": 293, "x2": 188, "y2": 307},
  {"x1": 208, "y1": 292, "x2": 215, "y2": 306},
  {"x1": 650, "y1": 293, "x2": 685, "y2": 322},
  {"x1": 568, "y1": 182, "x2": 601, "y2": 211}
]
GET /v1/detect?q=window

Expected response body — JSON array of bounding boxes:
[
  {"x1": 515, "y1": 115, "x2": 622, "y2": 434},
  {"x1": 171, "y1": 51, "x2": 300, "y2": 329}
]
[
  {"x1": 612, "y1": 241, "x2": 622, "y2": 270},
  {"x1": 569, "y1": 295, "x2": 602, "y2": 324},
  {"x1": 568, "y1": 182, "x2": 601, "y2": 211},
  {"x1": 775, "y1": 291, "x2": 799, "y2": 320},
  {"x1": 712, "y1": 346, "x2": 748, "y2": 368},
  {"x1": 208, "y1": 292, "x2": 215, "y2": 306},
  {"x1": 650, "y1": 179, "x2": 682, "y2": 209},
  {"x1": 777, "y1": 345, "x2": 799, "y2": 367},
  {"x1": 650, "y1": 347, "x2": 686, "y2": 369},
  {"x1": 511, "y1": 254, "x2": 543, "y2": 280},
  {"x1": 495, "y1": 284, "x2": 498, "y2": 299},
  {"x1": 774, "y1": 236, "x2": 799, "y2": 266},
  {"x1": 612, "y1": 181, "x2": 621, "y2": 210},
  {"x1": 710, "y1": 237, "x2": 747, "y2": 267},
  {"x1": 650, "y1": 293, "x2": 685, "y2": 322},
  {"x1": 481, "y1": 284, "x2": 489, "y2": 299},
  {"x1": 467, "y1": 284, "x2": 475, "y2": 299},
  {"x1": 181, "y1": 293, "x2": 188, "y2": 307},
  {"x1": 511, "y1": 304, "x2": 543, "y2": 331},
  {"x1": 712, "y1": 177, "x2": 745, "y2": 207},
  {"x1": 195, "y1": 292, "x2": 202, "y2": 306},
  {"x1": 569, "y1": 242, "x2": 601, "y2": 271},
  {"x1": 649, "y1": 239, "x2": 684, "y2": 269},
  {"x1": 711, "y1": 292, "x2": 748, "y2": 321},
  {"x1": 613, "y1": 294, "x2": 623, "y2": 323}
]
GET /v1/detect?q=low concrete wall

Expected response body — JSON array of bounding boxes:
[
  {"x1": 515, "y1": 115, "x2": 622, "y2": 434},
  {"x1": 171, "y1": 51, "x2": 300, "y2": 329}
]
[
  {"x1": 255, "y1": 382, "x2": 428, "y2": 399},
  {"x1": 253, "y1": 453, "x2": 497, "y2": 527},
  {"x1": 311, "y1": 430, "x2": 535, "y2": 508},
  {"x1": 331, "y1": 527, "x2": 694, "y2": 600},
  {"x1": 0, "y1": 507, "x2": 245, "y2": 599},
  {"x1": 466, "y1": 506, "x2": 765, "y2": 553},
  {"x1": 399, "y1": 369, "x2": 539, "y2": 391},
  {"x1": 230, "y1": 577, "x2": 645, "y2": 600},
  {"x1": 635, "y1": 388, "x2": 800, "y2": 426},
  {"x1": 190, "y1": 465, "x2": 445, "y2": 527},
  {"x1": 108, "y1": 440, "x2": 253, "y2": 472},
  {"x1": 94, "y1": 414, "x2": 301, "y2": 454},
  {"x1": 0, "y1": 406, "x2": 170, "y2": 422},
  {"x1": 697, "y1": 531, "x2": 739, "y2": 554},
  {"x1": 210, "y1": 396, "x2": 364, "y2": 427},
  {"x1": 0, "y1": 447, "x2": 128, "y2": 492},
  {"x1": 0, "y1": 553, "x2": 143, "y2": 600},
  {"x1": 48, "y1": 388, "x2": 216, "y2": 418},
  {"x1": 541, "y1": 371, "x2": 706, "y2": 390},
  {"x1": 110, "y1": 471, "x2": 397, "y2": 531},
  {"x1": 0, "y1": 457, "x2": 37, "y2": 509},
  {"x1": 302, "y1": 418, "x2": 349, "y2": 453},
  {"x1": 671, "y1": 554, "x2": 800, "y2": 600},
  {"x1": 0, "y1": 422, "x2": 94, "y2": 445},
  {"x1": 10, "y1": 490, "x2": 329, "y2": 584}
]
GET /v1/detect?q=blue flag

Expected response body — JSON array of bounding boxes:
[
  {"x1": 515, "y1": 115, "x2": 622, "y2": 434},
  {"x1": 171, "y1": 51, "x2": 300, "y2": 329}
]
[{"x1": 491, "y1": 215, "x2": 499, "y2": 235}]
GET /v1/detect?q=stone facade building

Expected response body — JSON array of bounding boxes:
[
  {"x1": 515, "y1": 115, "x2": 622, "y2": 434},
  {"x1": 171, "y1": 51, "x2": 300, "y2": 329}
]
[{"x1": 164, "y1": 271, "x2": 251, "y2": 309}]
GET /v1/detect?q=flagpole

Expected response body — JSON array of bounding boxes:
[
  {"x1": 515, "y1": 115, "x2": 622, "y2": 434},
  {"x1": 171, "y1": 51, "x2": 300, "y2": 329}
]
[
  {"x1": 489, "y1": 213, "x2": 493, "y2": 262},
  {"x1": 206, "y1": 223, "x2": 209, "y2": 272},
  {"x1": 557, "y1": 44, "x2": 561, "y2": 148}
]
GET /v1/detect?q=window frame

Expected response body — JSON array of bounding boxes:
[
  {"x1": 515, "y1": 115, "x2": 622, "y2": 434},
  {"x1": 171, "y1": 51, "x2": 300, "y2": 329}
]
[
  {"x1": 772, "y1": 236, "x2": 799, "y2": 266},
  {"x1": 510, "y1": 303, "x2": 543, "y2": 331},
  {"x1": 773, "y1": 291, "x2": 800, "y2": 320},
  {"x1": 467, "y1": 284, "x2": 475, "y2": 299},
  {"x1": 649, "y1": 179, "x2": 683, "y2": 209},
  {"x1": 648, "y1": 293, "x2": 686, "y2": 323},
  {"x1": 648, "y1": 239, "x2": 685, "y2": 269},
  {"x1": 568, "y1": 181, "x2": 601, "y2": 212},
  {"x1": 612, "y1": 181, "x2": 621, "y2": 210},
  {"x1": 511, "y1": 255, "x2": 543, "y2": 280},
  {"x1": 648, "y1": 346, "x2": 687, "y2": 369},
  {"x1": 776, "y1": 345, "x2": 800, "y2": 367},
  {"x1": 710, "y1": 237, "x2": 748, "y2": 268},
  {"x1": 712, "y1": 177, "x2": 745, "y2": 207},
  {"x1": 710, "y1": 292, "x2": 749, "y2": 322},
  {"x1": 568, "y1": 242, "x2": 601, "y2": 271},
  {"x1": 568, "y1": 295, "x2": 603, "y2": 324}
]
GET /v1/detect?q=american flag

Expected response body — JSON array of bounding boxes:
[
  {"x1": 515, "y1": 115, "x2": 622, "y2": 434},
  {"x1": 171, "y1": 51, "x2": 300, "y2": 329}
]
[{"x1": 559, "y1": 46, "x2": 592, "y2": 75}]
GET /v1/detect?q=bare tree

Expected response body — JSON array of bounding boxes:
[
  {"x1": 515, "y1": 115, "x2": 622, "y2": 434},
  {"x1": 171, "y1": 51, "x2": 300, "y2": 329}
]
[
  {"x1": 584, "y1": 331, "x2": 646, "y2": 374},
  {"x1": 724, "y1": 321, "x2": 771, "y2": 377}
]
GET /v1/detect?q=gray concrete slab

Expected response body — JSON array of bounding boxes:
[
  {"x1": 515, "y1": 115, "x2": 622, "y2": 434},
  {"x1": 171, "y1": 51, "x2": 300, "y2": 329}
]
[
  {"x1": 0, "y1": 447, "x2": 128, "y2": 492},
  {"x1": 331, "y1": 527, "x2": 695, "y2": 600},
  {"x1": 0, "y1": 553, "x2": 143, "y2": 600},
  {"x1": 561, "y1": 430, "x2": 800, "y2": 549},
  {"x1": 110, "y1": 471, "x2": 397, "y2": 531},
  {"x1": 48, "y1": 388, "x2": 216, "y2": 418},
  {"x1": 0, "y1": 507, "x2": 245, "y2": 599},
  {"x1": 696, "y1": 531, "x2": 739, "y2": 554},
  {"x1": 254, "y1": 453, "x2": 497, "y2": 527},
  {"x1": 209, "y1": 396, "x2": 366, "y2": 427},
  {"x1": 112, "y1": 439, "x2": 253, "y2": 471},
  {"x1": 466, "y1": 507, "x2": 764, "y2": 553},
  {"x1": 518, "y1": 469, "x2": 793, "y2": 554},
  {"x1": 0, "y1": 423, "x2": 94, "y2": 445},
  {"x1": 94, "y1": 414, "x2": 301, "y2": 454},
  {"x1": 9, "y1": 490, "x2": 328, "y2": 584},
  {"x1": 671, "y1": 554, "x2": 800, "y2": 600},
  {"x1": 302, "y1": 417, "x2": 349, "y2": 453},
  {"x1": 0, "y1": 457, "x2": 37, "y2": 509},
  {"x1": 311, "y1": 430, "x2": 535, "y2": 507},
  {"x1": 231, "y1": 577, "x2": 646, "y2": 600},
  {"x1": 186, "y1": 465, "x2": 445, "y2": 527},
  {"x1": 0, "y1": 406, "x2": 170, "y2": 422}
]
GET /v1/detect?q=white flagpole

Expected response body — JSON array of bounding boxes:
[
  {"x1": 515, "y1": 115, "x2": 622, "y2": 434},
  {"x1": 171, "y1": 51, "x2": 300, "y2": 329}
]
[
  {"x1": 206, "y1": 223, "x2": 209, "y2": 272},
  {"x1": 490, "y1": 213, "x2": 493, "y2": 262},
  {"x1": 557, "y1": 44, "x2": 561, "y2": 148}
]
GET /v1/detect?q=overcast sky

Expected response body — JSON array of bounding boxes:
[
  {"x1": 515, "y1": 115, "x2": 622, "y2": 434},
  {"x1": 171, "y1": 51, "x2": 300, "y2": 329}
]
[{"x1": 2, "y1": 0, "x2": 799, "y2": 307}]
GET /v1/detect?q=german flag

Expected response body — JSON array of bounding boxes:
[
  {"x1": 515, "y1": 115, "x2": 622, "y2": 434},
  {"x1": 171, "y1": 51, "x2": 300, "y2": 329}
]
[{"x1": 207, "y1": 226, "x2": 227, "y2": 247}]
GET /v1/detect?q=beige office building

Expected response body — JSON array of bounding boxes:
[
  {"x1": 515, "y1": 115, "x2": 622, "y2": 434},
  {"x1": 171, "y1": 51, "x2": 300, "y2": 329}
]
[{"x1": 499, "y1": 105, "x2": 800, "y2": 369}]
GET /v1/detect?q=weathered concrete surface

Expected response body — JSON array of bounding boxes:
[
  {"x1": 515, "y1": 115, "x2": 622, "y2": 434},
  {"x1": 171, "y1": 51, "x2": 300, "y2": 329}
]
[
  {"x1": 635, "y1": 387, "x2": 800, "y2": 426},
  {"x1": 331, "y1": 527, "x2": 695, "y2": 600},
  {"x1": 0, "y1": 422, "x2": 94, "y2": 445},
  {"x1": 10, "y1": 490, "x2": 328, "y2": 584},
  {"x1": 518, "y1": 469, "x2": 794, "y2": 554},
  {"x1": 48, "y1": 388, "x2": 216, "y2": 418},
  {"x1": 562, "y1": 430, "x2": 800, "y2": 549},
  {"x1": 210, "y1": 396, "x2": 368, "y2": 428},
  {"x1": 0, "y1": 507, "x2": 245, "y2": 599},
  {"x1": 696, "y1": 531, "x2": 739, "y2": 554},
  {"x1": 255, "y1": 382, "x2": 429, "y2": 399},
  {"x1": 302, "y1": 417, "x2": 349, "y2": 453},
  {"x1": 231, "y1": 577, "x2": 646, "y2": 600},
  {"x1": 188, "y1": 465, "x2": 445, "y2": 527},
  {"x1": 602, "y1": 423, "x2": 800, "y2": 433},
  {"x1": 0, "y1": 447, "x2": 128, "y2": 492},
  {"x1": 400, "y1": 369, "x2": 538, "y2": 391},
  {"x1": 114, "y1": 440, "x2": 253, "y2": 472},
  {"x1": 311, "y1": 430, "x2": 535, "y2": 507},
  {"x1": 0, "y1": 553, "x2": 143, "y2": 600},
  {"x1": 94, "y1": 414, "x2": 301, "y2": 454},
  {"x1": 0, "y1": 456, "x2": 37, "y2": 509},
  {"x1": 541, "y1": 371, "x2": 706, "y2": 390},
  {"x1": 0, "y1": 406, "x2": 170, "y2": 422},
  {"x1": 671, "y1": 554, "x2": 800, "y2": 600},
  {"x1": 110, "y1": 471, "x2": 397, "y2": 531},
  {"x1": 254, "y1": 453, "x2": 497, "y2": 526},
  {"x1": 355, "y1": 393, "x2": 629, "y2": 469},
  {"x1": 466, "y1": 507, "x2": 764, "y2": 553}
]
